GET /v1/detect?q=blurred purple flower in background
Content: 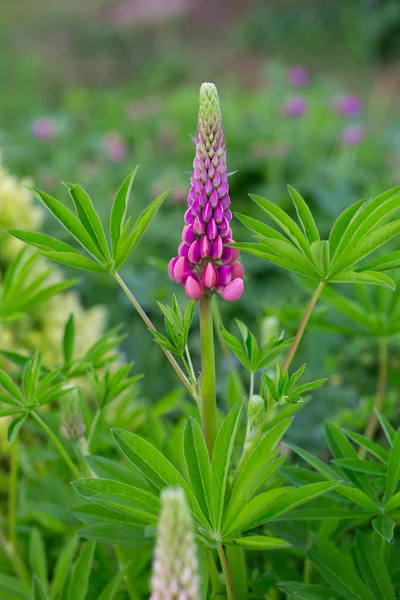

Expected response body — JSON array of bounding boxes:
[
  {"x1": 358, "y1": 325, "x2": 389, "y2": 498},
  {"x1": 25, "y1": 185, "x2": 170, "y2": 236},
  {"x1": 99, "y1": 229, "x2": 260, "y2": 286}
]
[
  {"x1": 31, "y1": 118, "x2": 55, "y2": 142},
  {"x1": 103, "y1": 131, "x2": 127, "y2": 162},
  {"x1": 334, "y1": 94, "x2": 363, "y2": 117},
  {"x1": 283, "y1": 96, "x2": 308, "y2": 117},
  {"x1": 342, "y1": 124, "x2": 365, "y2": 145},
  {"x1": 288, "y1": 66, "x2": 309, "y2": 87}
]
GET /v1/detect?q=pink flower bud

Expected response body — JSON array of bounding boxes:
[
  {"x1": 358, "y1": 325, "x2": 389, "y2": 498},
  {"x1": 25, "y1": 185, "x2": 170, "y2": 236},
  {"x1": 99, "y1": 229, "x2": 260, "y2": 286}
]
[
  {"x1": 184, "y1": 208, "x2": 195, "y2": 224},
  {"x1": 182, "y1": 224, "x2": 196, "y2": 245},
  {"x1": 174, "y1": 257, "x2": 190, "y2": 283},
  {"x1": 178, "y1": 243, "x2": 189, "y2": 258},
  {"x1": 221, "y1": 278, "x2": 244, "y2": 301},
  {"x1": 221, "y1": 246, "x2": 233, "y2": 265},
  {"x1": 218, "y1": 265, "x2": 232, "y2": 286},
  {"x1": 200, "y1": 236, "x2": 211, "y2": 258},
  {"x1": 218, "y1": 217, "x2": 230, "y2": 238},
  {"x1": 168, "y1": 257, "x2": 178, "y2": 281},
  {"x1": 209, "y1": 189, "x2": 219, "y2": 208},
  {"x1": 203, "y1": 263, "x2": 218, "y2": 288},
  {"x1": 207, "y1": 219, "x2": 218, "y2": 240},
  {"x1": 231, "y1": 261, "x2": 244, "y2": 279},
  {"x1": 202, "y1": 202, "x2": 213, "y2": 223},
  {"x1": 205, "y1": 178, "x2": 213, "y2": 196},
  {"x1": 211, "y1": 236, "x2": 223, "y2": 259},
  {"x1": 188, "y1": 240, "x2": 201, "y2": 264},
  {"x1": 213, "y1": 203, "x2": 224, "y2": 223},
  {"x1": 185, "y1": 276, "x2": 203, "y2": 300}
]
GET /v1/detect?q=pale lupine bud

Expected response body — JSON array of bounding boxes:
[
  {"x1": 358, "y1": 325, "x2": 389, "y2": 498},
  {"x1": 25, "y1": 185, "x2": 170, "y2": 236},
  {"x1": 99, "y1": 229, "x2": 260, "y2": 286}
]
[
  {"x1": 243, "y1": 394, "x2": 265, "y2": 455},
  {"x1": 60, "y1": 392, "x2": 86, "y2": 442},
  {"x1": 168, "y1": 83, "x2": 244, "y2": 302},
  {"x1": 150, "y1": 488, "x2": 200, "y2": 600}
]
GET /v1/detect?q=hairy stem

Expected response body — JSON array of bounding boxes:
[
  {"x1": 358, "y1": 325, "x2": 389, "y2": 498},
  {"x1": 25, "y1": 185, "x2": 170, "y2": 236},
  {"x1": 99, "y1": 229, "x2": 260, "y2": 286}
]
[
  {"x1": 199, "y1": 295, "x2": 218, "y2": 456},
  {"x1": 282, "y1": 281, "x2": 325, "y2": 372},
  {"x1": 8, "y1": 441, "x2": 18, "y2": 549},
  {"x1": 361, "y1": 339, "x2": 388, "y2": 456},
  {"x1": 32, "y1": 411, "x2": 82, "y2": 479},
  {"x1": 217, "y1": 545, "x2": 236, "y2": 600},
  {"x1": 115, "y1": 273, "x2": 193, "y2": 395},
  {"x1": 213, "y1": 298, "x2": 246, "y2": 398}
]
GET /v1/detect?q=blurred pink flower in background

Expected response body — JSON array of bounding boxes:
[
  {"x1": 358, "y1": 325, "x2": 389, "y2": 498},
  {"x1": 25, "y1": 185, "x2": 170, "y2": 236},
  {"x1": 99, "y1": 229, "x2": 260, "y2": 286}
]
[
  {"x1": 334, "y1": 94, "x2": 363, "y2": 117},
  {"x1": 288, "y1": 66, "x2": 309, "y2": 87},
  {"x1": 342, "y1": 124, "x2": 365, "y2": 145},
  {"x1": 283, "y1": 96, "x2": 308, "y2": 117},
  {"x1": 103, "y1": 131, "x2": 127, "y2": 162},
  {"x1": 31, "y1": 118, "x2": 55, "y2": 141}
]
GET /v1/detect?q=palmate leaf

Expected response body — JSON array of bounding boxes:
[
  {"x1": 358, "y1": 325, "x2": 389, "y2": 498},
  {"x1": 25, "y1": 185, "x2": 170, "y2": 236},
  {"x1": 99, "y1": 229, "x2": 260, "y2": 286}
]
[
  {"x1": 110, "y1": 167, "x2": 139, "y2": 256},
  {"x1": 278, "y1": 581, "x2": 340, "y2": 600},
  {"x1": 355, "y1": 532, "x2": 396, "y2": 600},
  {"x1": 229, "y1": 535, "x2": 291, "y2": 550},
  {"x1": 236, "y1": 188, "x2": 400, "y2": 288},
  {"x1": 183, "y1": 418, "x2": 212, "y2": 523}
]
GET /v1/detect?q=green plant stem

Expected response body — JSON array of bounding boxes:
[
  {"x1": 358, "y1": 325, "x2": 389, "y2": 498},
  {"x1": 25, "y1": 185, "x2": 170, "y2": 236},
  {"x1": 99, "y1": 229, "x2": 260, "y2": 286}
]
[
  {"x1": 249, "y1": 371, "x2": 254, "y2": 400},
  {"x1": 282, "y1": 281, "x2": 326, "y2": 372},
  {"x1": 185, "y1": 344, "x2": 197, "y2": 386},
  {"x1": 32, "y1": 411, "x2": 82, "y2": 479},
  {"x1": 199, "y1": 295, "x2": 218, "y2": 456},
  {"x1": 206, "y1": 549, "x2": 223, "y2": 596},
  {"x1": 217, "y1": 545, "x2": 235, "y2": 600},
  {"x1": 225, "y1": 546, "x2": 248, "y2": 600},
  {"x1": 361, "y1": 339, "x2": 388, "y2": 456},
  {"x1": 115, "y1": 273, "x2": 193, "y2": 396},
  {"x1": 87, "y1": 408, "x2": 101, "y2": 451},
  {"x1": 8, "y1": 441, "x2": 18, "y2": 549}
]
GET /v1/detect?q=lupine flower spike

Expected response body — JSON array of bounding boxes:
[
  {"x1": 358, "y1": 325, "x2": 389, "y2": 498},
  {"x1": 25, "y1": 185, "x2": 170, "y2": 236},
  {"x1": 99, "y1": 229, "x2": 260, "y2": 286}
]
[
  {"x1": 168, "y1": 82, "x2": 244, "y2": 302},
  {"x1": 150, "y1": 487, "x2": 200, "y2": 600}
]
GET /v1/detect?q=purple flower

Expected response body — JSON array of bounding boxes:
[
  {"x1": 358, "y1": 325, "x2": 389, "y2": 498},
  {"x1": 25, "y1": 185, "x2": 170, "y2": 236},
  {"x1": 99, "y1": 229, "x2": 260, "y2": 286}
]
[
  {"x1": 342, "y1": 124, "x2": 365, "y2": 146},
  {"x1": 334, "y1": 94, "x2": 363, "y2": 117},
  {"x1": 103, "y1": 131, "x2": 127, "y2": 162},
  {"x1": 288, "y1": 66, "x2": 309, "y2": 87},
  {"x1": 283, "y1": 96, "x2": 308, "y2": 117},
  {"x1": 168, "y1": 83, "x2": 244, "y2": 302},
  {"x1": 31, "y1": 119, "x2": 54, "y2": 142}
]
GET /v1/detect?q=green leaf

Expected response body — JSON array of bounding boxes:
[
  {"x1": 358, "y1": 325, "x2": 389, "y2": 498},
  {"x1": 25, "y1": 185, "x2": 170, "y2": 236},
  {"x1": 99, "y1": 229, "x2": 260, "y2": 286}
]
[
  {"x1": 229, "y1": 535, "x2": 291, "y2": 550},
  {"x1": 211, "y1": 404, "x2": 242, "y2": 531},
  {"x1": 335, "y1": 486, "x2": 378, "y2": 511},
  {"x1": 38, "y1": 251, "x2": 107, "y2": 273},
  {"x1": 110, "y1": 167, "x2": 139, "y2": 256},
  {"x1": 358, "y1": 250, "x2": 400, "y2": 272},
  {"x1": 386, "y1": 428, "x2": 400, "y2": 498},
  {"x1": 278, "y1": 581, "x2": 339, "y2": 599},
  {"x1": 7, "y1": 230, "x2": 82, "y2": 255},
  {"x1": 386, "y1": 491, "x2": 400, "y2": 512},
  {"x1": 355, "y1": 531, "x2": 395, "y2": 600},
  {"x1": 329, "y1": 270, "x2": 395, "y2": 289},
  {"x1": 372, "y1": 515, "x2": 395, "y2": 542},
  {"x1": 63, "y1": 315, "x2": 75, "y2": 366},
  {"x1": 77, "y1": 523, "x2": 147, "y2": 546},
  {"x1": 249, "y1": 193, "x2": 313, "y2": 259},
  {"x1": 32, "y1": 577, "x2": 48, "y2": 600},
  {"x1": 50, "y1": 536, "x2": 78, "y2": 600},
  {"x1": 114, "y1": 190, "x2": 168, "y2": 270},
  {"x1": 111, "y1": 429, "x2": 209, "y2": 529},
  {"x1": 232, "y1": 242, "x2": 317, "y2": 278},
  {"x1": 235, "y1": 213, "x2": 289, "y2": 242},
  {"x1": 0, "y1": 371, "x2": 24, "y2": 404},
  {"x1": 183, "y1": 418, "x2": 212, "y2": 522},
  {"x1": 29, "y1": 529, "x2": 48, "y2": 587},
  {"x1": 307, "y1": 546, "x2": 376, "y2": 600},
  {"x1": 0, "y1": 574, "x2": 30, "y2": 599},
  {"x1": 7, "y1": 414, "x2": 28, "y2": 444},
  {"x1": 73, "y1": 478, "x2": 159, "y2": 524},
  {"x1": 311, "y1": 241, "x2": 330, "y2": 277},
  {"x1": 285, "y1": 443, "x2": 340, "y2": 481},
  {"x1": 67, "y1": 541, "x2": 96, "y2": 600},
  {"x1": 344, "y1": 430, "x2": 388, "y2": 463},
  {"x1": 228, "y1": 482, "x2": 338, "y2": 536},
  {"x1": 97, "y1": 566, "x2": 128, "y2": 600},
  {"x1": 65, "y1": 183, "x2": 111, "y2": 262},
  {"x1": 257, "y1": 238, "x2": 318, "y2": 277},
  {"x1": 288, "y1": 185, "x2": 320, "y2": 244},
  {"x1": 325, "y1": 422, "x2": 376, "y2": 498},
  {"x1": 333, "y1": 458, "x2": 386, "y2": 476},
  {"x1": 375, "y1": 410, "x2": 395, "y2": 445},
  {"x1": 27, "y1": 187, "x2": 105, "y2": 263}
]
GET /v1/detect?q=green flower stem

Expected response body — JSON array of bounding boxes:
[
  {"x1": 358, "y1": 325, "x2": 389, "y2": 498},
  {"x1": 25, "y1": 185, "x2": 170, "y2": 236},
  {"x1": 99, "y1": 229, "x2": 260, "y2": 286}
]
[
  {"x1": 249, "y1": 372, "x2": 255, "y2": 400},
  {"x1": 361, "y1": 339, "x2": 388, "y2": 455},
  {"x1": 217, "y1": 545, "x2": 235, "y2": 600},
  {"x1": 206, "y1": 549, "x2": 223, "y2": 596},
  {"x1": 199, "y1": 295, "x2": 218, "y2": 456},
  {"x1": 114, "y1": 273, "x2": 194, "y2": 396},
  {"x1": 225, "y1": 546, "x2": 248, "y2": 600},
  {"x1": 87, "y1": 408, "x2": 102, "y2": 452},
  {"x1": 8, "y1": 441, "x2": 18, "y2": 549},
  {"x1": 31, "y1": 411, "x2": 82, "y2": 479},
  {"x1": 282, "y1": 281, "x2": 326, "y2": 372}
]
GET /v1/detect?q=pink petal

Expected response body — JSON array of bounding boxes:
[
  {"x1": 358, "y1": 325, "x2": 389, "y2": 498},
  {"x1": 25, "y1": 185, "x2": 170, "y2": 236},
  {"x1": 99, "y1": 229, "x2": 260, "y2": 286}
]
[{"x1": 221, "y1": 278, "x2": 244, "y2": 302}]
